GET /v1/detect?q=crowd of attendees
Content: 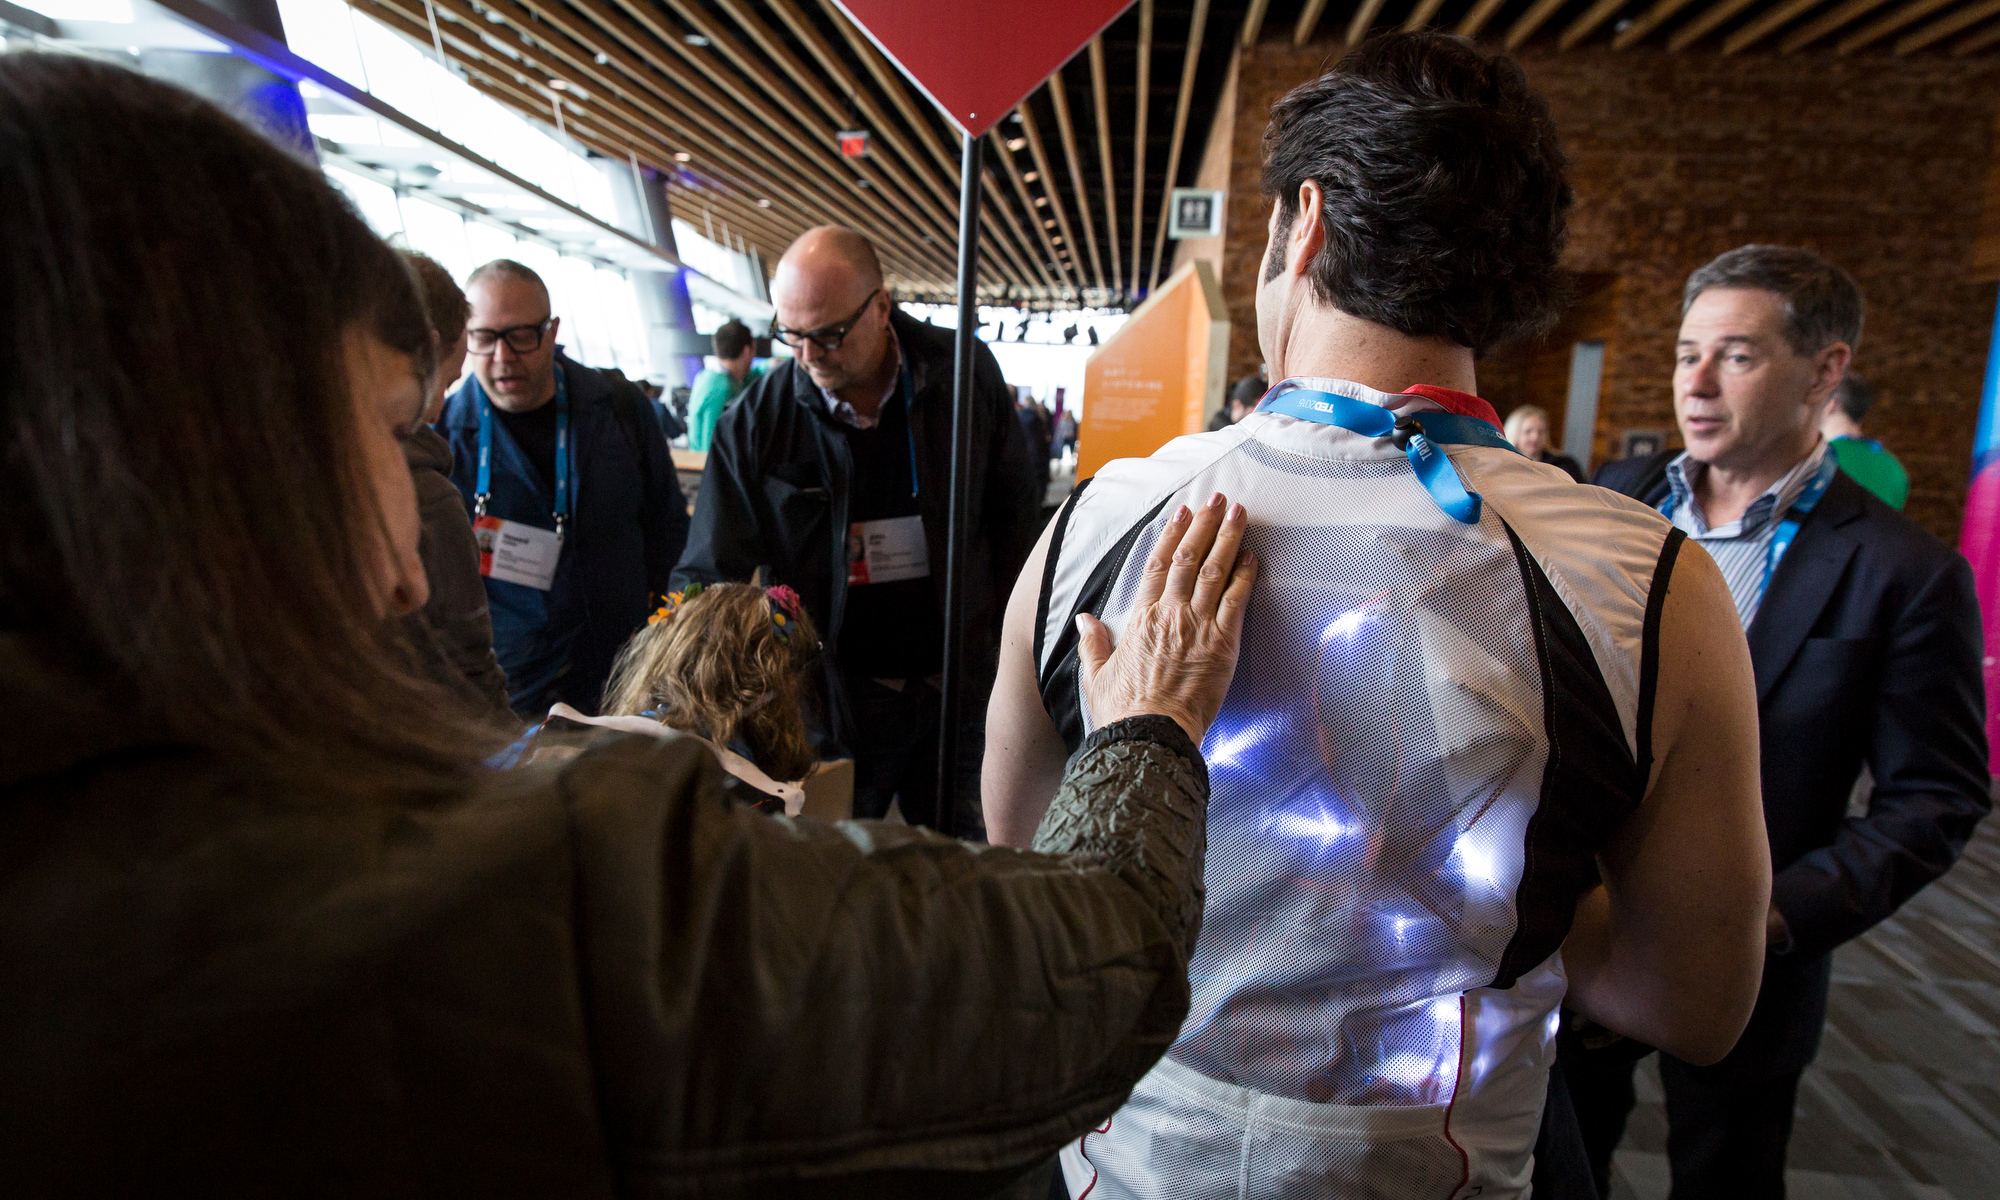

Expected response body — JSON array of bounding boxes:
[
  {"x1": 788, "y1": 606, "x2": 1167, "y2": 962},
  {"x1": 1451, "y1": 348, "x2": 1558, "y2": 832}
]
[{"x1": 0, "y1": 25, "x2": 1989, "y2": 1200}]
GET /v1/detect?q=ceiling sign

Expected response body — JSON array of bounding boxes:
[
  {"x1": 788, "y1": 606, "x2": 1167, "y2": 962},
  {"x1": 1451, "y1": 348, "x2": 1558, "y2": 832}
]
[
  {"x1": 837, "y1": 128, "x2": 870, "y2": 158},
  {"x1": 832, "y1": 0, "x2": 1137, "y2": 138}
]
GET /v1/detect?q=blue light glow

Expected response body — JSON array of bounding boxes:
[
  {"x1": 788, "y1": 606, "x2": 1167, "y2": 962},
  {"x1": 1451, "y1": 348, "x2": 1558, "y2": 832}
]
[
  {"x1": 1205, "y1": 720, "x2": 1271, "y2": 769},
  {"x1": 1267, "y1": 800, "x2": 1354, "y2": 846},
  {"x1": 1322, "y1": 608, "x2": 1371, "y2": 641}
]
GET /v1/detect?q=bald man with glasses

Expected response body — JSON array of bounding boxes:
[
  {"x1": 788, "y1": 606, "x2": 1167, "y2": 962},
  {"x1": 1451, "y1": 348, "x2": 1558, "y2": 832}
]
[{"x1": 673, "y1": 226, "x2": 1040, "y2": 834}]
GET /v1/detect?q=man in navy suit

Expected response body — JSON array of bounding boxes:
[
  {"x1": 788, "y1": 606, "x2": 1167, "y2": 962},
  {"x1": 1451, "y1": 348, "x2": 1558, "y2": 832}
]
[{"x1": 1571, "y1": 244, "x2": 1990, "y2": 1196}]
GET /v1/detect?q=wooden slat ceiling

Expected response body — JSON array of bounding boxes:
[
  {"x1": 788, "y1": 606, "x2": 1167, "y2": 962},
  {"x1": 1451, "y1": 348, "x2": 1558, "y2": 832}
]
[{"x1": 349, "y1": 0, "x2": 2000, "y2": 311}]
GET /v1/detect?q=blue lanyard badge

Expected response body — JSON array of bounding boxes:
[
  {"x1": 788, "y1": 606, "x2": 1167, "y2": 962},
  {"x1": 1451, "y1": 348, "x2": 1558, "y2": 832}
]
[
  {"x1": 1257, "y1": 389, "x2": 1517, "y2": 523},
  {"x1": 899, "y1": 359, "x2": 919, "y2": 499},
  {"x1": 1658, "y1": 452, "x2": 1836, "y2": 592},
  {"x1": 476, "y1": 366, "x2": 571, "y2": 541}
]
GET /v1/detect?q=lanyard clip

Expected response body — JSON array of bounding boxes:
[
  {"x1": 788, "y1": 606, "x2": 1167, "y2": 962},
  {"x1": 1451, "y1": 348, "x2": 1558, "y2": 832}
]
[
  {"x1": 1391, "y1": 415, "x2": 1422, "y2": 451},
  {"x1": 474, "y1": 493, "x2": 489, "y2": 519},
  {"x1": 555, "y1": 513, "x2": 567, "y2": 544}
]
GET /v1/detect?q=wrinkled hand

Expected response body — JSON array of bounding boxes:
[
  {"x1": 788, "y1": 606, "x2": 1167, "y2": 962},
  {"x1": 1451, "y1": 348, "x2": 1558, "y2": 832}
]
[{"x1": 1078, "y1": 493, "x2": 1257, "y2": 744}]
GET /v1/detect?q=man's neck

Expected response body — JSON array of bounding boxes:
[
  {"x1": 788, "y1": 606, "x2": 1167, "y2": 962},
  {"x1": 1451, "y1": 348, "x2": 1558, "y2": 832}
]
[
  {"x1": 1692, "y1": 435, "x2": 1821, "y2": 528},
  {"x1": 1274, "y1": 308, "x2": 1478, "y2": 398},
  {"x1": 835, "y1": 335, "x2": 900, "y2": 420},
  {"x1": 728, "y1": 359, "x2": 751, "y2": 386}
]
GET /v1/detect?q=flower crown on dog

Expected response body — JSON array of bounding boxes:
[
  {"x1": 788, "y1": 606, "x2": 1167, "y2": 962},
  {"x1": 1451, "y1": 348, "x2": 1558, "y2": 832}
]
[{"x1": 648, "y1": 581, "x2": 809, "y2": 644}]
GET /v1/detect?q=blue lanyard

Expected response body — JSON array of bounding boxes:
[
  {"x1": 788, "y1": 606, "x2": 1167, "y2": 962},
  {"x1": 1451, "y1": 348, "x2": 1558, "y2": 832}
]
[
  {"x1": 1257, "y1": 388, "x2": 1517, "y2": 524},
  {"x1": 1658, "y1": 453, "x2": 1835, "y2": 593},
  {"x1": 476, "y1": 366, "x2": 570, "y2": 540},
  {"x1": 898, "y1": 359, "x2": 918, "y2": 499}
]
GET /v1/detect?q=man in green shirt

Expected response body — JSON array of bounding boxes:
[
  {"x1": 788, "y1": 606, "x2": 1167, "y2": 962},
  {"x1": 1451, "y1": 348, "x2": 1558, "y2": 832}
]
[
  {"x1": 687, "y1": 319, "x2": 763, "y2": 451},
  {"x1": 1821, "y1": 369, "x2": 1909, "y2": 509}
]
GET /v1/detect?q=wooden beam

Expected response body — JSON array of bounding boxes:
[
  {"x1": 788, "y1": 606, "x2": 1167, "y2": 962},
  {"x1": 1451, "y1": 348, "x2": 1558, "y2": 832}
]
[
  {"x1": 1348, "y1": 0, "x2": 1391, "y2": 43},
  {"x1": 1723, "y1": 0, "x2": 1829, "y2": 52},
  {"x1": 1952, "y1": 11, "x2": 2000, "y2": 47},
  {"x1": 441, "y1": 0, "x2": 928, "y2": 277},
  {"x1": 1403, "y1": 0, "x2": 1452, "y2": 31},
  {"x1": 1897, "y1": 0, "x2": 2000, "y2": 50},
  {"x1": 1048, "y1": 70, "x2": 1107, "y2": 291},
  {"x1": 758, "y1": 0, "x2": 1028, "y2": 291},
  {"x1": 1456, "y1": 0, "x2": 1512, "y2": 38},
  {"x1": 994, "y1": 127, "x2": 1079, "y2": 298},
  {"x1": 1613, "y1": 0, "x2": 1706, "y2": 47},
  {"x1": 1780, "y1": 0, "x2": 1898, "y2": 47},
  {"x1": 618, "y1": 0, "x2": 952, "y2": 277},
  {"x1": 1505, "y1": 0, "x2": 1575, "y2": 46},
  {"x1": 813, "y1": 0, "x2": 1051, "y2": 295},
  {"x1": 1557, "y1": 0, "x2": 1628, "y2": 46},
  {"x1": 1667, "y1": 0, "x2": 1763, "y2": 49},
  {"x1": 361, "y1": 2, "x2": 806, "y2": 263},
  {"x1": 1017, "y1": 102, "x2": 1087, "y2": 288},
  {"x1": 1294, "y1": 0, "x2": 1330, "y2": 43},
  {"x1": 1148, "y1": 0, "x2": 1209, "y2": 293},
  {"x1": 1132, "y1": 0, "x2": 1152, "y2": 296},
  {"x1": 1240, "y1": 0, "x2": 1271, "y2": 44},
  {"x1": 1089, "y1": 36, "x2": 1125, "y2": 294},
  {"x1": 1838, "y1": 0, "x2": 1958, "y2": 50},
  {"x1": 531, "y1": 0, "x2": 950, "y2": 278}
]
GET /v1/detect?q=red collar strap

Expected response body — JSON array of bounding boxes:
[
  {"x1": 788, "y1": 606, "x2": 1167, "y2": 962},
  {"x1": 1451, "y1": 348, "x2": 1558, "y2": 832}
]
[{"x1": 1402, "y1": 385, "x2": 1503, "y2": 430}]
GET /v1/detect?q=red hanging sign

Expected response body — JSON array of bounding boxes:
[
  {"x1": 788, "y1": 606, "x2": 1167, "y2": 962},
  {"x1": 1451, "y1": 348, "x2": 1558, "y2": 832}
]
[
  {"x1": 832, "y1": 0, "x2": 1136, "y2": 138},
  {"x1": 837, "y1": 128, "x2": 870, "y2": 158}
]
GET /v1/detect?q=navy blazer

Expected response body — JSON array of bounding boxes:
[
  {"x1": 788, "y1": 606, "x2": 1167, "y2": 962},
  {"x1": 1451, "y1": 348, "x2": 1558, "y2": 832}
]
[
  {"x1": 1594, "y1": 450, "x2": 1989, "y2": 1073},
  {"x1": 439, "y1": 353, "x2": 688, "y2": 717}
]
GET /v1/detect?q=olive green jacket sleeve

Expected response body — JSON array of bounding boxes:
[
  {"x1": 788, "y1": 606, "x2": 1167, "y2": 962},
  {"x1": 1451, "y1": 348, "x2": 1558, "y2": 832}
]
[{"x1": 555, "y1": 715, "x2": 1208, "y2": 1198}]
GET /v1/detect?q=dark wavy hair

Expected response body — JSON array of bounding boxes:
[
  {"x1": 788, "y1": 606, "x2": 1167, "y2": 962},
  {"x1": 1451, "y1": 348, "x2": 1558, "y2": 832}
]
[
  {"x1": 1261, "y1": 32, "x2": 1572, "y2": 355},
  {"x1": 0, "y1": 53, "x2": 507, "y2": 789}
]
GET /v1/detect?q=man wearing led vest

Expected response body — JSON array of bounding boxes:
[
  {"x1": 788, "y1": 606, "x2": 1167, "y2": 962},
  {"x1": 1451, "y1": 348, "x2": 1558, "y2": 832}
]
[
  {"x1": 1574, "y1": 245, "x2": 1988, "y2": 1197},
  {"x1": 982, "y1": 33, "x2": 1773, "y2": 1199},
  {"x1": 439, "y1": 260, "x2": 689, "y2": 717}
]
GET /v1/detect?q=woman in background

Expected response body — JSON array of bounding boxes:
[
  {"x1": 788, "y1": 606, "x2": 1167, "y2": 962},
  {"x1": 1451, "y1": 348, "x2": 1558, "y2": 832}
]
[{"x1": 1504, "y1": 402, "x2": 1587, "y2": 482}]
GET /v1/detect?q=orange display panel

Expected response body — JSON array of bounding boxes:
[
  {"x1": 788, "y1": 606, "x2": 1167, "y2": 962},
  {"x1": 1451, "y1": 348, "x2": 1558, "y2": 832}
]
[{"x1": 1078, "y1": 260, "x2": 1229, "y2": 481}]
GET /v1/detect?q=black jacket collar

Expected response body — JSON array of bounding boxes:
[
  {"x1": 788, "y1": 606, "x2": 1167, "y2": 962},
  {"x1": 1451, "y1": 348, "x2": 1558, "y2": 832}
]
[{"x1": 1746, "y1": 470, "x2": 1868, "y2": 700}]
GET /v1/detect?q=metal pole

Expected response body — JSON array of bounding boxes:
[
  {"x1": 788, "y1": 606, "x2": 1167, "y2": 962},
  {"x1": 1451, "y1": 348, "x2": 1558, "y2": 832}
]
[{"x1": 936, "y1": 130, "x2": 983, "y2": 837}]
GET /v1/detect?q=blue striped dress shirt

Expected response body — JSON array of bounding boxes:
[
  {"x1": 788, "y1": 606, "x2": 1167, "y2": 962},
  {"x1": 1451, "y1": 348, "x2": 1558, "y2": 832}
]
[{"x1": 1661, "y1": 442, "x2": 1837, "y2": 629}]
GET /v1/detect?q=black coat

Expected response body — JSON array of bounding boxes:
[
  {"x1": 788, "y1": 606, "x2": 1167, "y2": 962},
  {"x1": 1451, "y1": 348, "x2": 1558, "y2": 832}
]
[
  {"x1": 672, "y1": 310, "x2": 1041, "y2": 752},
  {"x1": 1593, "y1": 450, "x2": 1990, "y2": 1074}
]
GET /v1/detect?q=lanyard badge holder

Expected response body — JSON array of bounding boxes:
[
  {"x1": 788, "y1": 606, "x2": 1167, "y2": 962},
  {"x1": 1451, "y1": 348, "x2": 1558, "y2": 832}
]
[
  {"x1": 1257, "y1": 388, "x2": 1517, "y2": 523},
  {"x1": 848, "y1": 362, "x2": 928, "y2": 587},
  {"x1": 1658, "y1": 451, "x2": 1835, "y2": 591},
  {"x1": 472, "y1": 368, "x2": 569, "y2": 591}
]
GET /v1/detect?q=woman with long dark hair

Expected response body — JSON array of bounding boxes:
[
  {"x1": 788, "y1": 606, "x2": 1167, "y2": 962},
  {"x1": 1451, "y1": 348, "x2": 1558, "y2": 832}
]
[{"x1": 0, "y1": 53, "x2": 1255, "y2": 1196}]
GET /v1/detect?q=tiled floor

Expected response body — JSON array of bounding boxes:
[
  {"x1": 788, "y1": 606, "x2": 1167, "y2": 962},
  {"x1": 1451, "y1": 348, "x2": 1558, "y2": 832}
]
[{"x1": 1608, "y1": 813, "x2": 2000, "y2": 1199}]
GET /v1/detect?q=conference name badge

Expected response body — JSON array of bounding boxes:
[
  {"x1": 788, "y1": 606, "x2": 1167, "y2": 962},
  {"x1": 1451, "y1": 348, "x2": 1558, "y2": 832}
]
[
  {"x1": 474, "y1": 514, "x2": 561, "y2": 591},
  {"x1": 847, "y1": 514, "x2": 929, "y2": 586}
]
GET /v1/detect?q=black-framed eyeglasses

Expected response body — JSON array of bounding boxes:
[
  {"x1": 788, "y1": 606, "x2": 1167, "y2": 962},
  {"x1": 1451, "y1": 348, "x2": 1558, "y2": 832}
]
[
  {"x1": 772, "y1": 288, "x2": 880, "y2": 352},
  {"x1": 467, "y1": 317, "x2": 553, "y2": 356}
]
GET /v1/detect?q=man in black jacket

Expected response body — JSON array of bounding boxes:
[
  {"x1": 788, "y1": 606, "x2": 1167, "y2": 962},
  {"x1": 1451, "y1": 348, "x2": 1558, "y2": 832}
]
[
  {"x1": 1572, "y1": 244, "x2": 1989, "y2": 1196},
  {"x1": 673, "y1": 227, "x2": 1040, "y2": 833}
]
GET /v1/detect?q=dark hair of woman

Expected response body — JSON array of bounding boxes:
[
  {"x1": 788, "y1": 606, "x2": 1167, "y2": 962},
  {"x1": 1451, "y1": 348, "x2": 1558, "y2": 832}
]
[{"x1": 0, "y1": 53, "x2": 505, "y2": 789}]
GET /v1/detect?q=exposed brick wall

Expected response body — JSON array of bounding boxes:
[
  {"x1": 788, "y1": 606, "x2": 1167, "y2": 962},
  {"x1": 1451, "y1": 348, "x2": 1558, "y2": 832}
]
[{"x1": 1215, "y1": 43, "x2": 2000, "y2": 542}]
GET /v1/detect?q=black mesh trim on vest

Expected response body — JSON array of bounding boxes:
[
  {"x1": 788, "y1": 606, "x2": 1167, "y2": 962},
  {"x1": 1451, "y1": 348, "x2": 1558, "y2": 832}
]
[
  {"x1": 1491, "y1": 521, "x2": 1647, "y2": 989},
  {"x1": 1038, "y1": 492, "x2": 1177, "y2": 754},
  {"x1": 1033, "y1": 477, "x2": 1093, "y2": 672},
  {"x1": 1633, "y1": 528, "x2": 1687, "y2": 793}
]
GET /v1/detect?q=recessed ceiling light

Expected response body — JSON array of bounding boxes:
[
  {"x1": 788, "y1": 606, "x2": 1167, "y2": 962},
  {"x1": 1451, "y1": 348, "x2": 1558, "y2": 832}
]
[
  {"x1": 1022, "y1": 170, "x2": 1038, "y2": 182},
  {"x1": 673, "y1": 151, "x2": 692, "y2": 162},
  {"x1": 594, "y1": 52, "x2": 610, "y2": 65},
  {"x1": 684, "y1": 33, "x2": 710, "y2": 46},
  {"x1": 758, "y1": 198, "x2": 772, "y2": 208},
  {"x1": 1043, "y1": 219, "x2": 1056, "y2": 228},
  {"x1": 1006, "y1": 137, "x2": 1026, "y2": 151},
  {"x1": 1034, "y1": 196, "x2": 1048, "y2": 207},
  {"x1": 548, "y1": 79, "x2": 569, "y2": 90}
]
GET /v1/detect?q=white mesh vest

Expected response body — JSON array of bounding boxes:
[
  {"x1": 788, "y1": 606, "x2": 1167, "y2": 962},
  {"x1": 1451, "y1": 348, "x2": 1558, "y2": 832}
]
[{"x1": 1035, "y1": 379, "x2": 1685, "y2": 1199}]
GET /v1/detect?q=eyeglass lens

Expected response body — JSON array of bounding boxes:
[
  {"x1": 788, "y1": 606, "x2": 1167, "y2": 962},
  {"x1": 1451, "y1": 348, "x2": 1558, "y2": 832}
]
[{"x1": 468, "y1": 322, "x2": 547, "y2": 354}]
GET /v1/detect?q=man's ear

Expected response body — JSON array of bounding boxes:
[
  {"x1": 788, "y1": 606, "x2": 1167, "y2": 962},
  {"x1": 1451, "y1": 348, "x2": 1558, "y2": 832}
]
[
  {"x1": 1806, "y1": 343, "x2": 1853, "y2": 412},
  {"x1": 1289, "y1": 180, "x2": 1326, "y2": 277}
]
